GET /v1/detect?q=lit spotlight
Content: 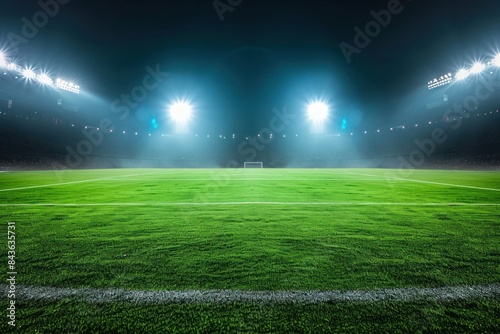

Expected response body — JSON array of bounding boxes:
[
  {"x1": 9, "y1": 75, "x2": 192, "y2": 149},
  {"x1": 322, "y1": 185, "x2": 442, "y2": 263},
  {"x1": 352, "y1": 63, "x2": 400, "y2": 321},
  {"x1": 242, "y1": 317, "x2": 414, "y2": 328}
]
[
  {"x1": 56, "y1": 78, "x2": 80, "y2": 94},
  {"x1": 37, "y1": 73, "x2": 53, "y2": 85},
  {"x1": 494, "y1": 54, "x2": 500, "y2": 67},
  {"x1": 22, "y1": 68, "x2": 36, "y2": 80},
  {"x1": 6, "y1": 62, "x2": 17, "y2": 71},
  {"x1": 307, "y1": 101, "x2": 329, "y2": 122},
  {"x1": 470, "y1": 62, "x2": 485, "y2": 74},
  {"x1": 456, "y1": 69, "x2": 470, "y2": 80},
  {"x1": 168, "y1": 100, "x2": 193, "y2": 123}
]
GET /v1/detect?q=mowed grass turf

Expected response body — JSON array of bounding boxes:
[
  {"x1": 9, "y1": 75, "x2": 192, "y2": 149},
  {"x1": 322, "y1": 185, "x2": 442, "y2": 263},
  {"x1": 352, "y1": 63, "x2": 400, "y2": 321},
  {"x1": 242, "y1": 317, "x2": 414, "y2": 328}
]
[{"x1": 0, "y1": 168, "x2": 499, "y2": 333}]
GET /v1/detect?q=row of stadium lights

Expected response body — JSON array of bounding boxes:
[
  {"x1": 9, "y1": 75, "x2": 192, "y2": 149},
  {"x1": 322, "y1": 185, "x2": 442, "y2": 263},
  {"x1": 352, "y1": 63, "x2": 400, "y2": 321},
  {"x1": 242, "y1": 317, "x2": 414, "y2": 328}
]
[
  {"x1": 427, "y1": 54, "x2": 500, "y2": 90},
  {"x1": 0, "y1": 51, "x2": 80, "y2": 94},
  {"x1": 2, "y1": 49, "x2": 499, "y2": 131},
  {"x1": 65, "y1": 109, "x2": 498, "y2": 139},
  {"x1": 3, "y1": 50, "x2": 498, "y2": 95}
]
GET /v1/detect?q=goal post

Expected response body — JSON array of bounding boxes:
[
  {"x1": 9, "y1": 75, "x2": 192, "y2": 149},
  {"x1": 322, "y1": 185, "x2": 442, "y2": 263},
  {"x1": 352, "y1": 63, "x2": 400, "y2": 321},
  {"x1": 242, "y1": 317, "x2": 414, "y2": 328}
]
[{"x1": 244, "y1": 162, "x2": 263, "y2": 168}]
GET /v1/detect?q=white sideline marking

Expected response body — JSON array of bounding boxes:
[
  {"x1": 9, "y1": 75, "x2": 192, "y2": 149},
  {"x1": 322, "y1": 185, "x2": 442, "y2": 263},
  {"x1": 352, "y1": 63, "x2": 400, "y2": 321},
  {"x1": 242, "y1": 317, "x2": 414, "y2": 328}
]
[
  {"x1": 0, "y1": 172, "x2": 158, "y2": 192},
  {"x1": 395, "y1": 177, "x2": 500, "y2": 192},
  {"x1": 0, "y1": 202, "x2": 499, "y2": 207},
  {"x1": 1, "y1": 283, "x2": 498, "y2": 304},
  {"x1": 352, "y1": 172, "x2": 500, "y2": 192},
  {"x1": 97, "y1": 178, "x2": 391, "y2": 181}
]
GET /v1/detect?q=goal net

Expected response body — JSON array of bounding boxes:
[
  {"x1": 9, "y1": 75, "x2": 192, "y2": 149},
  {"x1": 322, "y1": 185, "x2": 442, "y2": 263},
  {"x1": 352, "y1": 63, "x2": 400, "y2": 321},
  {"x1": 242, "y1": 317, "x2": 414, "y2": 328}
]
[{"x1": 244, "y1": 162, "x2": 263, "y2": 168}]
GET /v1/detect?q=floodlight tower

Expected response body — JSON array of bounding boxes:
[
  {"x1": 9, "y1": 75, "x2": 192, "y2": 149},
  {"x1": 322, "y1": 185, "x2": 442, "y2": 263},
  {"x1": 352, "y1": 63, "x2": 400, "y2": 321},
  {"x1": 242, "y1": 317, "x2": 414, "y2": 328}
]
[
  {"x1": 307, "y1": 100, "x2": 330, "y2": 134},
  {"x1": 168, "y1": 99, "x2": 193, "y2": 134}
]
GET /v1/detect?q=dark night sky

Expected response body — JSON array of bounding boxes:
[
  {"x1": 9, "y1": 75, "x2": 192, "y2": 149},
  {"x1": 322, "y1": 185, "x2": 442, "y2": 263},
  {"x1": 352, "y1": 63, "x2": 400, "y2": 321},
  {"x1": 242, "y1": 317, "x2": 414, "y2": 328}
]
[{"x1": 1, "y1": 0, "x2": 500, "y2": 133}]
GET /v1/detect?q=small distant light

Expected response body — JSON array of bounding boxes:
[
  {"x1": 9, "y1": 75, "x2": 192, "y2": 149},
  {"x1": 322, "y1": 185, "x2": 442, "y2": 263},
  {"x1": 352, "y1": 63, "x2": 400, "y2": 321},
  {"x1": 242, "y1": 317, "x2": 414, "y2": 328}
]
[
  {"x1": 415, "y1": 124, "x2": 418, "y2": 127},
  {"x1": 390, "y1": 128, "x2": 393, "y2": 131},
  {"x1": 135, "y1": 132, "x2": 138, "y2": 135},
  {"x1": 123, "y1": 131, "x2": 126, "y2": 134},
  {"x1": 364, "y1": 131, "x2": 367, "y2": 134},
  {"x1": 377, "y1": 130, "x2": 380, "y2": 133},
  {"x1": 149, "y1": 133, "x2": 151, "y2": 136}
]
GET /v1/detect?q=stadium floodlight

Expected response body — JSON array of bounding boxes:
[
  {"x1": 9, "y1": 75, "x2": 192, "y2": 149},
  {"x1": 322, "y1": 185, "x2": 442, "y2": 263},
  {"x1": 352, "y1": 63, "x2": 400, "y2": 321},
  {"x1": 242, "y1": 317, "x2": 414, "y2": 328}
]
[
  {"x1": 6, "y1": 62, "x2": 17, "y2": 71},
  {"x1": 493, "y1": 54, "x2": 500, "y2": 67},
  {"x1": 37, "y1": 73, "x2": 53, "y2": 85},
  {"x1": 456, "y1": 69, "x2": 470, "y2": 80},
  {"x1": 427, "y1": 73, "x2": 453, "y2": 90},
  {"x1": 307, "y1": 101, "x2": 329, "y2": 122},
  {"x1": 22, "y1": 68, "x2": 37, "y2": 80},
  {"x1": 56, "y1": 78, "x2": 80, "y2": 94},
  {"x1": 470, "y1": 62, "x2": 485, "y2": 74},
  {"x1": 168, "y1": 100, "x2": 193, "y2": 123}
]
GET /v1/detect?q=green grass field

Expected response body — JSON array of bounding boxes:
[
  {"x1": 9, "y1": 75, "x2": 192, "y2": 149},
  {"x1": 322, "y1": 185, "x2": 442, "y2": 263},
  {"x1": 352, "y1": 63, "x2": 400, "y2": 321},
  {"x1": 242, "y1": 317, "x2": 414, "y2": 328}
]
[{"x1": 1, "y1": 168, "x2": 499, "y2": 333}]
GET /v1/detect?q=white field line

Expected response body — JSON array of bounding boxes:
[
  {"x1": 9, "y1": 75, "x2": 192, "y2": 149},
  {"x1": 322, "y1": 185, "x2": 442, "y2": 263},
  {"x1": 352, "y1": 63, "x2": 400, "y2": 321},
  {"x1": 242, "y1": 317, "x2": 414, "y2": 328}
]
[
  {"x1": 1, "y1": 283, "x2": 498, "y2": 304},
  {"x1": 351, "y1": 172, "x2": 500, "y2": 192},
  {"x1": 0, "y1": 171, "x2": 160, "y2": 192},
  {"x1": 0, "y1": 202, "x2": 499, "y2": 207},
  {"x1": 96, "y1": 178, "x2": 391, "y2": 181}
]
